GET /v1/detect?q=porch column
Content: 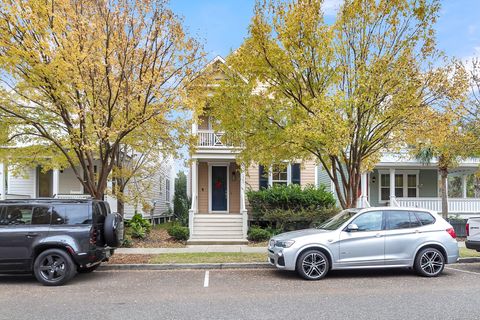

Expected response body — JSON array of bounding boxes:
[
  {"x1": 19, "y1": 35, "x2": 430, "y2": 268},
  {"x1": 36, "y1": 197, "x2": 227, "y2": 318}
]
[
  {"x1": 240, "y1": 164, "x2": 248, "y2": 240},
  {"x1": 462, "y1": 174, "x2": 468, "y2": 199},
  {"x1": 52, "y1": 168, "x2": 60, "y2": 197},
  {"x1": 359, "y1": 172, "x2": 369, "y2": 208},
  {"x1": 389, "y1": 168, "x2": 396, "y2": 206},
  {"x1": 0, "y1": 162, "x2": 6, "y2": 200}
]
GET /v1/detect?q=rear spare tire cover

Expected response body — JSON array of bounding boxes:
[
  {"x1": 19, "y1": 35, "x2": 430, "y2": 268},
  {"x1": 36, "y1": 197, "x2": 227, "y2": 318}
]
[{"x1": 104, "y1": 213, "x2": 124, "y2": 247}]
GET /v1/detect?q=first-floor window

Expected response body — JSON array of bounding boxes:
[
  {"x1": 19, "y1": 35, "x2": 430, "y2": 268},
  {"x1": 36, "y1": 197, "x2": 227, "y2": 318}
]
[
  {"x1": 272, "y1": 165, "x2": 288, "y2": 186},
  {"x1": 380, "y1": 171, "x2": 418, "y2": 202},
  {"x1": 259, "y1": 163, "x2": 301, "y2": 188},
  {"x1": 165, "y1": 178, "x2": 171, "y2": 202}
]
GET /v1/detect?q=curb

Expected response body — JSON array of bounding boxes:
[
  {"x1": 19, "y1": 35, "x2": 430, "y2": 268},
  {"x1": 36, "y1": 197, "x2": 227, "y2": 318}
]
[
  {"x1": 100, "y1": 258, "x2": 480, "y2": 271},
  {"x1": 458, "y1": 257, "x2": 480, "y2": 263},
  {"x1": 100, "y1": 262, "x2": 273, "y2": 271}
]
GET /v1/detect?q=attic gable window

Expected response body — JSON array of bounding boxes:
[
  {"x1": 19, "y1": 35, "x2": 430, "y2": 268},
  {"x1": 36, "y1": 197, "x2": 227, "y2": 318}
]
[{"x1": 259, "y1": 163, "x2": 301, "y2": 188}]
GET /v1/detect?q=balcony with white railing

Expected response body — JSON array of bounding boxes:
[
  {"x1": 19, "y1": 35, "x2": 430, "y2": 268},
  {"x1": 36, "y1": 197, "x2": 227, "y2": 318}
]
[
  {"x1": 396, "y1": 197, "x2": 480, "y2": 213},
  {"x1": 196, "y1": 130, "x2": 235, "y2": 148}
]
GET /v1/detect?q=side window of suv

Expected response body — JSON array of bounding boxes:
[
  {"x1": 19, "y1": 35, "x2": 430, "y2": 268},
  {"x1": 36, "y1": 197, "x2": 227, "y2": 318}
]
[
  {"x1": 51, "y1": 204, "x2": 89, "y2": 225},
  {"x1": 4, "y1": 205, "x2": 33, "y2": 224},
  {"x1": 386, "y1": 211, "x2": 411, "y2": 230},
  {"x1": 31, "y1": 206, "x2": 51, "y2": 225},
  {"x1": 350, "y1": 211, "x2": 383, "y2": 231},
  {"x1": 415, "y1": 211, "x2": 435, "y2": 226}
]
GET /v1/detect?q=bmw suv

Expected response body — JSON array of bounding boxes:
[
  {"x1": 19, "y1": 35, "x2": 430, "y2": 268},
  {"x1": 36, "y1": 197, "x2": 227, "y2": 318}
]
[
  {"x1": 268, "y1": 207, "x2": 459, "y2": 280},
  {"x1": 0, "y1": 199, "x2": 123, "y2": 286}
]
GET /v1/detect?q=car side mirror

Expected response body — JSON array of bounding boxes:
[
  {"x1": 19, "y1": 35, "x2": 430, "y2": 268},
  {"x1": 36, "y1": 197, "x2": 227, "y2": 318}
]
[{"x1": 347, "y1": 223, "x2": 359, "y2": 232}]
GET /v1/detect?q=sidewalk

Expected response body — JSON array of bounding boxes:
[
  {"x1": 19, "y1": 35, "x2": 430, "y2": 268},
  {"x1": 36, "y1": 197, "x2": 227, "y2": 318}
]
[
  {"x1": 116, "y1": 245, "x2": 267, "y2": 254},
  {"x1": 116, "y1": 242, "x2": 466, "y2": 254}
]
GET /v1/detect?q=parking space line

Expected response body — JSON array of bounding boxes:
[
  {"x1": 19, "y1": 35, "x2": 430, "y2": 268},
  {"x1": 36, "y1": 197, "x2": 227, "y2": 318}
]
[
  {"x1": 446, "y1": 267, "x2": 480, "y2": 276},
  {"x1": 204, "y1": 271, "x2": 210, "y2": 287}
]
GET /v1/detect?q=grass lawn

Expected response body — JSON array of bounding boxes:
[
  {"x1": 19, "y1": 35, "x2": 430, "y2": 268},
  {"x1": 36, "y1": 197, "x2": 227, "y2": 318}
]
[
  {"x1": 459, "y1": 247, "x2": 480, "y2": 258},
  {"x1": 149, "y1": 253, "x2": 267, "y2": 264}
]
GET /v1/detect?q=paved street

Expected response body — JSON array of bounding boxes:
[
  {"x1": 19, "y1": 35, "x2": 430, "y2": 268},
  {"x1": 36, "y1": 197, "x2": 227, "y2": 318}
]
[{"x1": 1, "y1": 264, "x2": 480, "y2": 320}]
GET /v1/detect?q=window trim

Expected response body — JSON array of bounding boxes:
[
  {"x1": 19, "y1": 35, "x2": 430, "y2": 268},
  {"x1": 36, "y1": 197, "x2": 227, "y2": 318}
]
[
  {"x1": 378, "y1": 170, "x2": 419, "y2": 203},
  {"x1": 264, "y1": 163, "x2": 301, "y2": 187}
]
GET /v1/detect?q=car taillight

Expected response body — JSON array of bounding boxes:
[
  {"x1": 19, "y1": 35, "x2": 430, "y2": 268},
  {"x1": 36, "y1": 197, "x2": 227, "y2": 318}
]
[
  {"x1": 466, "y1": 223, "x2": 470, "y2": 237},
  {"x1": 90, "y1": 227, "x2": 97, "y2": 245},
  {"x1": 446, "y1": 227, "x2": 456, "y2": 239}
]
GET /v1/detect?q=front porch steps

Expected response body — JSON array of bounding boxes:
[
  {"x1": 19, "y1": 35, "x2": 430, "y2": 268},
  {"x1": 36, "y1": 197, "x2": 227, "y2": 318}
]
[{"x1": 188, "y1": 214, "x2": 248, "y2": 245}]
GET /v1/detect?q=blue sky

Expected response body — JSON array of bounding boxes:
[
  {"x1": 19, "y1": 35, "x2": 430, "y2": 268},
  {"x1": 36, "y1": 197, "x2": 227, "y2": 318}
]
[{"x1": 170, "y1": 0, "x2": 480, "y2": 61}]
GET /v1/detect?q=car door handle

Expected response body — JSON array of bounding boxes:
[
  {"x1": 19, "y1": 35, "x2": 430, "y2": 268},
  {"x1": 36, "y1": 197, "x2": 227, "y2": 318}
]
[
  {"x1": 375, "y1": 233, "x2": 383, "y2": 238},
  {"x1": 26, "y1": 233, "x2": 39, "y2": 238}
]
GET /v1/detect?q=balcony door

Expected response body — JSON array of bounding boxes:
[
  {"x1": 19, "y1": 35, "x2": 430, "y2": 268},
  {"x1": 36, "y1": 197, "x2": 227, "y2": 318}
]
[{"x1": 209, "y1": 164, "x2": 229, "y2": 213}]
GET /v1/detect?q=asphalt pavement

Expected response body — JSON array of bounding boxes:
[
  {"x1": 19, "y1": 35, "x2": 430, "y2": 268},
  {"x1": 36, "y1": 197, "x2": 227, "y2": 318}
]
[{"x1": 1, "y1": 264, "x2": 479, "y2": 320}]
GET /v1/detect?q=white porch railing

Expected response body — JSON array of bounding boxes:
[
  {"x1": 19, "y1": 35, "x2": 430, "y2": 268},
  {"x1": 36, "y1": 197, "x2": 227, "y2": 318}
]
[
  {"x1": 396, "y1": 197, "x2": 480, "y2": 213},
  {"x1": 197, "y1": 130, "x2": 233, "y2": 148}
]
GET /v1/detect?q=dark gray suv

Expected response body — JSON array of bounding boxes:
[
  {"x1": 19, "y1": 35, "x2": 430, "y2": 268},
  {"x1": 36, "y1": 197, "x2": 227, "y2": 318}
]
[{"x1": 0, "y1": 199, "x2": 123, "y2": 286}]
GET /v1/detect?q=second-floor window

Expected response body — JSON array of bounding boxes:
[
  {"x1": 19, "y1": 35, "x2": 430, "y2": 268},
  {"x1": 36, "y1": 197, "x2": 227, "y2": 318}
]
[
  {"x1": 259, "y1": 164, "x2": 301, "y2": 189},
  {"x1": 165, "y1": 178, "x2": 171, "y2": 203}
]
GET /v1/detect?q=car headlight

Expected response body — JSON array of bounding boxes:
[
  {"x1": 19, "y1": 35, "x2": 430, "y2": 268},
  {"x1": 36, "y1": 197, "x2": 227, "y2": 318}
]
[{"x1": 275, "y1": 240, "x2": 295, "y2": 248}]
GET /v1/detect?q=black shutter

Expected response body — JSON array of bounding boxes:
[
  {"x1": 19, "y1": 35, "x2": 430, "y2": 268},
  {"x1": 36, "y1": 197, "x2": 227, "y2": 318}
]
[
  {"x1": 291, "y1": 163, "x2": 301, "y2": 185},
  {"x1": 259, "y1": 165, "x2": 269, "y2": 189}
]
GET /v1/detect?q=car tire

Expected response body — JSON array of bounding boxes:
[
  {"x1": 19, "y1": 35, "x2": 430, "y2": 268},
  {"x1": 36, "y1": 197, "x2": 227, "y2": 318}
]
[
  {"x1": 414, "y1": 247, "x2": 445, "y2": 277},
  {"x1": 296, "y1": 249, "x2": 329, "y2": 280},
  {"x1": 104, "y1": 213, "x2": 123, "y2": 247},
  {"x1": 33, "y1": 249, "x2": 77, "y2": 286},
  {"x1": 78, "y1": 264, "x2": 101, "y2": 274}
]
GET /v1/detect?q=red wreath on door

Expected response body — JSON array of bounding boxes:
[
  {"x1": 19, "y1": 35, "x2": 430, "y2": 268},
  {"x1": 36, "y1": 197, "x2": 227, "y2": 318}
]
[{"x1": 214, "y1": 180, "x2": 223, "y2": 189}]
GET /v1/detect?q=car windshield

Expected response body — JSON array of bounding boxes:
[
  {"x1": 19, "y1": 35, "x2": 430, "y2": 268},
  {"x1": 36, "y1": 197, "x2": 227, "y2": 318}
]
[{"x1": 317, "y1": 209, "x2": 359, "y2": 230}]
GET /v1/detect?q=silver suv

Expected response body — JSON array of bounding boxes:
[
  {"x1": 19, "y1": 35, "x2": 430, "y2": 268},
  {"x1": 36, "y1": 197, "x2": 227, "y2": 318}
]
[{"x1": 268, "y1": 207, "x2": 458, "y2": 280}]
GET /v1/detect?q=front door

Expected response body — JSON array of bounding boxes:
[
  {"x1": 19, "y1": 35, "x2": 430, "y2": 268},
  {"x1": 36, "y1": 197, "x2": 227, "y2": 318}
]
[{"x1": 211, "y1": 166, "x2": 228, "y2": 212}]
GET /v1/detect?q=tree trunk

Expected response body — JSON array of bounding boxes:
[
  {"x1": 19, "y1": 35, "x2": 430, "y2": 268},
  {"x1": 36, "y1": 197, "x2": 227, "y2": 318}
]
[
  {"x1": 439, "y1": 167, "x2": 449, "y2": 219},
  {"x1": 474, "y1": 176, "x2": 480, "y2": 198},
  {"x1": 115, "y1": 178, "x2": 126, "y2": 217}
]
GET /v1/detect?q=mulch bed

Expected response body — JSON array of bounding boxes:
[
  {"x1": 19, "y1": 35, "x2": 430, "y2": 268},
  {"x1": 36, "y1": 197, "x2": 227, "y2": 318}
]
[
  {"x1": 126, "y1": 227, "x2": 186, "y2": 248},
  {"x1": 108, "y1": 254, "x2": 154, "y2": 264}
]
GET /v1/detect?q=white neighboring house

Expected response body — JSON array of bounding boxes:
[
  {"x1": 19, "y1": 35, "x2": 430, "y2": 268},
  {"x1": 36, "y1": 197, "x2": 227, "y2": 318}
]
[
  {"x1": 317, "y1": 151, "x2": 480, "y2": 217},
  {"x1": 0, "y1": 154, "x2": 176, "y2": 221}
]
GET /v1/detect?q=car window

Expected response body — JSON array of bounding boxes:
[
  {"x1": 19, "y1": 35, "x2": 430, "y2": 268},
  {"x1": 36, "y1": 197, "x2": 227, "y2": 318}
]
[
  {"x1": 350, "y1": 211, "x2": 383, "y2": 231},
  {"x1": 31, "y1": 206, "x2": 51, "y2": 225},
  {"x1": 415, "y1": 211, "x2": 435, "y2": 226},
  {"x1": 409, "y1": 212, "x2": 421, "y2": 228},
  {"x1": 0, "y1": 206, "x2": 6, "y2": 225},
  {"x1": 386, "y1": 211, "x2": 411, "y2": 230},
  {"x1": 3, "y1": 205, "x2": 33, "y2": 225},
  {"x1": 51, "y1": 204, "x2": 89, "y2": 225}
]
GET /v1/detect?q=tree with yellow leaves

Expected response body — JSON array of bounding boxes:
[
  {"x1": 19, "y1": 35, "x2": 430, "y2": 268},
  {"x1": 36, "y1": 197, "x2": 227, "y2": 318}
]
[
  {"x1": 0, "y1": 0, "x2": 202, "y2": 203},
  {"x1": 207, "y1": 0, "x2": 466, "y2": 209}
]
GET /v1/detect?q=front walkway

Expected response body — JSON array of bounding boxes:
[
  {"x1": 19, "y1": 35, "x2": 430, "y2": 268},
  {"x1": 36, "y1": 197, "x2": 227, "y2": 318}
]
[{"x1": 116, "y1": 245, "x2": 266, "y2": 254}]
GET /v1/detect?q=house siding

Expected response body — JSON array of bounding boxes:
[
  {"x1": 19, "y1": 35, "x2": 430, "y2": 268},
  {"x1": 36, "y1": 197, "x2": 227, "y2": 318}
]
[
  {"x1": 229, "y1": 162, "x2": 240, "y2": 213},
  {"x1": 58, "y1": 167, "x2": 83, "y2": 194},
  {"x1": 245, "y1": 164, "x2": 259, "y2": 191},
  {"x1": 300, "y1": 160, "x2": 316, "y2": 187},
  {"x1": 7, "y1": 167, "x2": 35, "y2": 198},
  {"x1": 198, "y1": 162, "x2": 209, "y2": 213}
]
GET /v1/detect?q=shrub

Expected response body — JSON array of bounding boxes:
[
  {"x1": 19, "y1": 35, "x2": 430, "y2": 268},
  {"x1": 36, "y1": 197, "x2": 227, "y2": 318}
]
[
  {"x1": 246, "y1": 184, "x2": 337, "y2": 231},
  {"x1": 127, "y1": 213, "x2": 152, "y2": 239},
  {"x1": 121, "y1": 236, "x2": 133, "y2": 248},
  {"x1": 247, "y1": 226, "x2": 272, "y2": 242},
  {"x1": 167, "y1": 224, "x2": 189, "y2": 241}
]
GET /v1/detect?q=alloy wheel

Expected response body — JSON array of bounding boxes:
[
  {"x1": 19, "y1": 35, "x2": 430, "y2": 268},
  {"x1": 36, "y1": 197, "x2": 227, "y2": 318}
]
[
  {"x1": 420, "y1": 250, "x2": 444, "y2": 276},
  {"x1": 39, "y1": 254, "x2": 67, "y2": 282},
  {"x1": 301, "y1": 252, "x2": 327, "y2": 279}
]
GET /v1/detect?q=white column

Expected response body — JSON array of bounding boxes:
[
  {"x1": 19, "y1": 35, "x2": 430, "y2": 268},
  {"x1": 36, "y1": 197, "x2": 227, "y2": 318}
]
[
  {"x1": 462, "y1": 174, "x2": 468, "y2": 199},
  {"x1": 360, "y1": 172, "x2": 368, "y2": 208},
  {"x1": 240, "y1": 164, "x2": 248, "y2": 240},
  {"x1": 52, "y1": 169, "x2": 60, "y2": 197},
  {"x1": 0, "y1": 162, "x2": 6, "y2": 200},
  {"x1": 389, "y1": 168, "x2": 396, "y2": 206}
]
